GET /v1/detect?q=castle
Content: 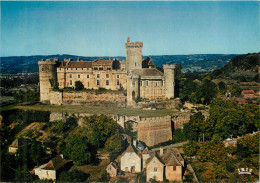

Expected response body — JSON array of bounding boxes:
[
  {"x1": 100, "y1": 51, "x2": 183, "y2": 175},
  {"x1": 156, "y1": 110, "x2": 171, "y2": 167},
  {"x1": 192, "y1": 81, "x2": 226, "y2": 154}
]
[{"x1": 38, "y1": 38, "x2": 175, "y2": 106}]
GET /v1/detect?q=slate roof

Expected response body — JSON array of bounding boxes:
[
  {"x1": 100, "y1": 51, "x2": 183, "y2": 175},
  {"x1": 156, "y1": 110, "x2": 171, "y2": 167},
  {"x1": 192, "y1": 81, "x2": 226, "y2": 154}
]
[
  {"x1": 106, "y1": 162, "x2": 118, "y2": 170},
  {"x1": 132, "y1": 68, "x2": 163, "y2": 77},
  {"x1": 146, "y1": 148, "x2": 184, "y2": 167},
  {"x1": 116, "y1": 144, "x2": 142, "y2": 161},
  {"x1": 58, "y1": 61, "x2": 93, "y2": 68},
  {"x1": 9, "y1": 138, "x2": 30, "y2": 148},
  {"x1": 142, "y1": 57, "x2": 155, "y2": 68},
  {"x1": 39, "y1": 155, "x2": 69, "y2": 171}
]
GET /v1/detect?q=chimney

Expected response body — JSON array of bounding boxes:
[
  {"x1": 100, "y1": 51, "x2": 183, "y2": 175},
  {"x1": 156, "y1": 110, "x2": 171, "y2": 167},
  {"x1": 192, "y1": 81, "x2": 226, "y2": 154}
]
[{"x1": 160, "y1": 147, "x2": 163, "y2": 156}]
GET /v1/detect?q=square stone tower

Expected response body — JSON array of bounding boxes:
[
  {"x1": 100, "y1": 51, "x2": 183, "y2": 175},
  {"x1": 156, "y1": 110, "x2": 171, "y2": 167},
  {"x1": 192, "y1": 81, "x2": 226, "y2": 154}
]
[{"x1": 125, "y1": 37, "x2": 143, "y2": 72}]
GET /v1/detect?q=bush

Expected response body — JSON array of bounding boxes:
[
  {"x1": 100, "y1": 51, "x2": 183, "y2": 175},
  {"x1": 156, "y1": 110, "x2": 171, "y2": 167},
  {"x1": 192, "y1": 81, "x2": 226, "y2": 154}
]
[{"x1": 75, "y1": 81, "x2": 84, "y2": 90}]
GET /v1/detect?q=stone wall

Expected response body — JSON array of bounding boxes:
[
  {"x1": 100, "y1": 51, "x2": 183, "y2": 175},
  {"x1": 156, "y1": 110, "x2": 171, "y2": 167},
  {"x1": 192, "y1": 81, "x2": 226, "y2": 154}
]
[
  {"x1": 136, "y1": 98, "x2": 182, "y2": 109},
  {"x1": 49, "y1": 91, "x2": 126, "y2": 107},
  {"x1": 138, "y1": 116, "x2": 172, "y2": 146}
]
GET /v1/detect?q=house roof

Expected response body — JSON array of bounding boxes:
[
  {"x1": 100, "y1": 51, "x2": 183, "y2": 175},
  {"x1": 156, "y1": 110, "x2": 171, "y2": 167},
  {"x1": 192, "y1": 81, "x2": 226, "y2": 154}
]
[
  {"x1": 132, "y1": 68, "x2": 163, "y2": 77},
  {"x1": 40, "y1": 155, "x2": 68, "y2": 171},
  {"x1": 106, "y1": 162, "x2": 118, "y2": 170},
  {"x1": 146, "y1": 148, "x2": 184, "y2": 167},
  {"x1": 93, "y1": 60, "x2": 113, "y2": 65},
  {"x1": 58, "y1": 61, "x2": 93, "y2": 68},
  {"x1": 241, "y1": 90, "x2": 255, "y2": 94},
  {"x1": 117, "y1": 144, "x2": 142, "y2": 161},
  {"x1": 9, "y1": 138, "x2": 30, "y2": 148}
]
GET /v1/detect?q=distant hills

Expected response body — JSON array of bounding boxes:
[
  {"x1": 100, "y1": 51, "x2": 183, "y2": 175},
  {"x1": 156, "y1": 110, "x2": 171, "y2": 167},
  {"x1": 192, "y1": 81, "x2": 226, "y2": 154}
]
[
  {"x1": 0, "y1": 54, "x2": 239, "y2": 74},
  {"x1": 212, "y1": 53, "x2": 259, "y2": 81}
]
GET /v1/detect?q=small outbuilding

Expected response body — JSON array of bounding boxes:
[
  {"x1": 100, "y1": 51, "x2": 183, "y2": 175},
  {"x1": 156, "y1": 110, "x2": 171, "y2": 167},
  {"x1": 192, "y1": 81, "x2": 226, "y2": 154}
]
[{"x1": 106, "y1": 162, "x2": 118, "y2": 177}]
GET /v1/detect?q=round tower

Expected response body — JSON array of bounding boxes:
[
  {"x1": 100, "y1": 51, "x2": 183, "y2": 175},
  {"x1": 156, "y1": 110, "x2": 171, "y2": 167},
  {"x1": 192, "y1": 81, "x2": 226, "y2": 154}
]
[
  {"x1": 163, "y1": 64, "x2": 175, "y2": 99},
  {"x1": 125, "y1": 37, "x2": 143, "y2": 72},
  {"x1": 38, "y1": 58, "x2": 58, "y2": 104}
]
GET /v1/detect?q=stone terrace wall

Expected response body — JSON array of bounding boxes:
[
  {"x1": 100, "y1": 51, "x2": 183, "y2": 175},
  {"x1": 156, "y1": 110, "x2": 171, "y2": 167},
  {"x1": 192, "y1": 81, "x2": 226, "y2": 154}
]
[
  {"x1": 50, "y1": 91, "x2": 126, "y2": 107},
  {"x1": 138, "y1": 116, "x2": 172, "y2": 146}
]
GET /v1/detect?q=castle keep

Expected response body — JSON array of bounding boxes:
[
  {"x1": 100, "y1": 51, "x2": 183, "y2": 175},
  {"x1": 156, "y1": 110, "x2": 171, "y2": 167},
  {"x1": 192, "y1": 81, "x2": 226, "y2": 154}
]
[{"x1": 39, "y1": 38, "x2": 175, "y2": 106}]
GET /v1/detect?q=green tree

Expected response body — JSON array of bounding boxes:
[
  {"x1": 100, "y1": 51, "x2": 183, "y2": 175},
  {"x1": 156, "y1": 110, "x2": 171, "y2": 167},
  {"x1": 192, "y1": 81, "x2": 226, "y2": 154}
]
[
  {"x1": 58, "y1": 169, "x2": 89, "y2": 182},
  {"x1": 228, "y1": 84, "x2": 241, "y2": 97},
  {"x1": 104, "y1": 130, "x2": 123, "y2": 153},
  {"x1": 63, "y1": 135, "x2": 95, "y2": 165},
  {"x1": 96, "y1": 170, "x2": 110, "y2": 183},
  {"x1": 75, "y1": 81, "x2": 84, "y2": 90},
  {"x1": 183, "y1": 141, "x2": 200, "y2": 157},
  {"x1": 29, "y1": 140, "x2": 46, "y2": 166},
  {"x1": 183, "y1": 112, "x2": 205, "y2": 141},
  {"x1": 15, "y1": 168, "x2": 39, "y2": 182}
]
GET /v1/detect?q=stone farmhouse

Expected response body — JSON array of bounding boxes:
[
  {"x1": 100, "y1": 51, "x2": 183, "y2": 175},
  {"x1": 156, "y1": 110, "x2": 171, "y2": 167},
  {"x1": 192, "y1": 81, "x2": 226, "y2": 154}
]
[
  {"x1": 38, "y1": 37, "x2": 176, "y2": 106},
  {"x1": 34, "y1": 155, "x2": 71, "y2": 181},
  {"x1": 115, "y1": 142, "x2": 184, "y2": 182}
]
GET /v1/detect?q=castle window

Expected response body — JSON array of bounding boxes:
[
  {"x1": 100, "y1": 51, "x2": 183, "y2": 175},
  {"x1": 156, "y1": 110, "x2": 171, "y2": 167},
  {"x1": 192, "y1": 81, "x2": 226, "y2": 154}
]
[
  {"x1": 140, "y1": 81, "x2": 142, "y2": 86},
  {"x1": 88, "y1": 82, "x2": 89, "y2": 87},
  {"x1": 107, "y1": 68, "x2": 111, "y2": 70},
  {"x1": 82, "y1": 68, "x2": 83, "y2": 70},
  {"x1": 60, "y1": 68, "x2": 61, "y2": 70},
  {"x1": 154, "y1": 167, "x2": 157, "y2": 172},
  {"x1": 117, "y1": 80, "x2": 120, "y2": 85},
  {"x1": 70, "y1": 74, "x2": 72, "y2": 78},
  {"x1": 70, "y1": 80, "x2": 72, "y2": 85},
  {"x1": 71, "y1": 68, "x2": 72, "y2": 70},
  {"x1": 97, "y1": 80, "x2": 100, "y2": 86},
  {"x1": 106, "y1": 80, "x2": 109, "y2": 85},
  {"x1": 132, "y1": 81, "x2": 135, "y2": 87},
  {"x1": 173, "y1": 166, "x2": 176, "y2": 171},
  {"x1": 106, "y1": 74, "x2": 109, "y2": 78},
  {"x1": 87, "y1": 75, "x2": 89, "y2": 78},
  {"x1": 161, "y1": 81, "x2": 164, "y2": 86},
  {"x1": 42, "y1": 68, "x2": 44, "y2": 71},
  {"x1": 173, "y1": 82, "x2": 175, "y2": 86},
  {"x1": 78, "y1": 75, "x2": 80, "y2": 78},
  {"x1": 135, "y1": 62, "x2": 136, "y2": 67},
  {"x1": 97, "y1": 74, "x2": 100, "y2": 78},
  {"x1": 117, "y1": 75, "x2": 120, "y2": 79},
  {"x1": 155, "y1": 82, "x2": 158, "y2": 87},
  {"x1": 144, "y1": 80, "x2": 148, "y2": 87},
  {"x1": 99, "y1": 67, "x2": 103, "y2": 70},
  {"x1": 94, "y1": 67, "x2": 98, "y2": 70},
  {"x1": 67, "y1": 68, "x2": 68, "y2": 70},
  {"x1": 76, "y1": 68, "x2": 77, "y2": 70}
]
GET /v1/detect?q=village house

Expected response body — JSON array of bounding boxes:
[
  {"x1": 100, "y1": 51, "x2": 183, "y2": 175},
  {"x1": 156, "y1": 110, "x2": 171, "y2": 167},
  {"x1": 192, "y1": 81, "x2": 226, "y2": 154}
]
[
  {"x1": 145, "y1": 148, "x2": 184, "y2": 182},
  {"x1": 8, "y1": 138, "x2": 30, "y2": 155},
  {"x1": 241, "y1": 90, "x2": 255, "y2": 99},
  {"x1": 106, "y1": 162, "x2": 118, "y2": 177},
  {"x1": 34, "y1": 155, "x2": 71, "y2": 181},
  {"x1": 117, "y1": 144, "x2": 142, "y2": 173}
]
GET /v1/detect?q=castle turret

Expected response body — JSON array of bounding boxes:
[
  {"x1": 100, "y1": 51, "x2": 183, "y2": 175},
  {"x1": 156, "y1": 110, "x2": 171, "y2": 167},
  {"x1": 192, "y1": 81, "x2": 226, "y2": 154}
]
[
  {"x1": 38, "y1": 58, "x2": 58, "y2": 104},
  {"x1": 163, "y1": 64, "x2": 175, "y2": 99},
  {"x1": 125, "y1": 37, "x2": 143, "y2": 71}
]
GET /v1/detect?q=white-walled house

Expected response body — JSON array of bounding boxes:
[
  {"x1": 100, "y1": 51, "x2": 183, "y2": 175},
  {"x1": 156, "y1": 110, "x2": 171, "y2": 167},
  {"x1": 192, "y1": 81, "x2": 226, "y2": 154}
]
[
  {"x1": 117, "y1": 144, "x2": 142, "y2": 173},
  {"x1": 34, "y1": 155, "x2": 70, "y2": 181}
]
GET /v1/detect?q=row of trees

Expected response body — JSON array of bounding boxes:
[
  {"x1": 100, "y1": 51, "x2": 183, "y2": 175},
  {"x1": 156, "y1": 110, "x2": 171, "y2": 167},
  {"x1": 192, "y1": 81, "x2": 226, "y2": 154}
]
[{"x1": 13, "y1": 90, "x2": 39, "y2": 103}]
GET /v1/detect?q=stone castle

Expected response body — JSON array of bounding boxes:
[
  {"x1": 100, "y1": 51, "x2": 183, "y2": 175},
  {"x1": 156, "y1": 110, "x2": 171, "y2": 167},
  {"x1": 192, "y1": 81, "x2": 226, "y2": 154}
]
[{"x1": 38, "y1": 38, "x2": 175, "y2": 106}]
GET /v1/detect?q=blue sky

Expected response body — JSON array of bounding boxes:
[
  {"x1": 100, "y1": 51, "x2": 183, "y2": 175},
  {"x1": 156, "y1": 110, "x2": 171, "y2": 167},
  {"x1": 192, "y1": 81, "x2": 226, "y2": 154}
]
[{"x1": 1, "y1": 1, "x2": 259, "y2": 57}]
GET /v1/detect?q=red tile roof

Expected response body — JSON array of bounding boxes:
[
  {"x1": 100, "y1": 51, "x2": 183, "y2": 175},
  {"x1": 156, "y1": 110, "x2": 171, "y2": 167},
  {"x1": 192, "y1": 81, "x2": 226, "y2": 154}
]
[
  {"x1": 58, "y1": 61, "x2": 93, "y2": 68},
  {"x1": 241, "y1": 90, "x2": 255, "y2": 94}
]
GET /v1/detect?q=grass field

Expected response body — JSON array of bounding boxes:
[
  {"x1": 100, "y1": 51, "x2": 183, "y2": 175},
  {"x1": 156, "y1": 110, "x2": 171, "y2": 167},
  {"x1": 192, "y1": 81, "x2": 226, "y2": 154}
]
[{"x1": 7, "y1": 103, "x2": 179, "y2": 117}]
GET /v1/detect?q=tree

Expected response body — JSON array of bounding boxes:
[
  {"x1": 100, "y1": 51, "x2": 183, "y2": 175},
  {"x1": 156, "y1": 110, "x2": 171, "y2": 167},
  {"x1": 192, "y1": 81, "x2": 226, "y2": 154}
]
[
  {"x1": 15, "y1": 168, "x2": 39, "y2": 182},
  {"x1": 227, "y1": 84, "x2": 241, "y2": 97},
  {"x1": 96, "y1": 170, "x2": 110, "y2": 183},
  {"x1": 63, "y1": 135, "x2": 95, "y2": 165},
  {"x1": 58, "y1": 169, "x2": 89, "y2": 182},
  {"x1": 104, "y1": 130, "x2": 123, "y2": 153},
  {"x1": 75, "y1": 81, "x2": 84, "y2": 90},
  {"x1": 183, "y1": 112, "x2": 205, "y2": 141},
  {"x1": 29, "y1": 140, "x2": 46, "y2": 166},
  {"x1": 183, "y1": 141, "x2": 200, "y2": 157}
]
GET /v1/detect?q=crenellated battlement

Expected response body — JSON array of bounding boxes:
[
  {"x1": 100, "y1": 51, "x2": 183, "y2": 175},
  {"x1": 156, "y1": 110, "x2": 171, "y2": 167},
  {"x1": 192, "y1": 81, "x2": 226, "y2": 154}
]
[
  {"x1": 38, "y1": 58, "x2": 59, "y2": 65},
  {"x1": 125, "y1": 42, "x2": 143, "y2": 48},
  {"x1": 163, "y1": 64, "x2": 176, "y2": 69}
]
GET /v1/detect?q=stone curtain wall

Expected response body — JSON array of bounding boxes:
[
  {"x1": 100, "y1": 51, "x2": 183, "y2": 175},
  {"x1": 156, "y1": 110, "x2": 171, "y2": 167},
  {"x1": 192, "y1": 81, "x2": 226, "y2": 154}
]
[
  {"x1": 49, "y1": 91, "x2": 126, "y2": 107},
  {"x1": 138, "y1": 116, "x2": 172, "y2": 146}
]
